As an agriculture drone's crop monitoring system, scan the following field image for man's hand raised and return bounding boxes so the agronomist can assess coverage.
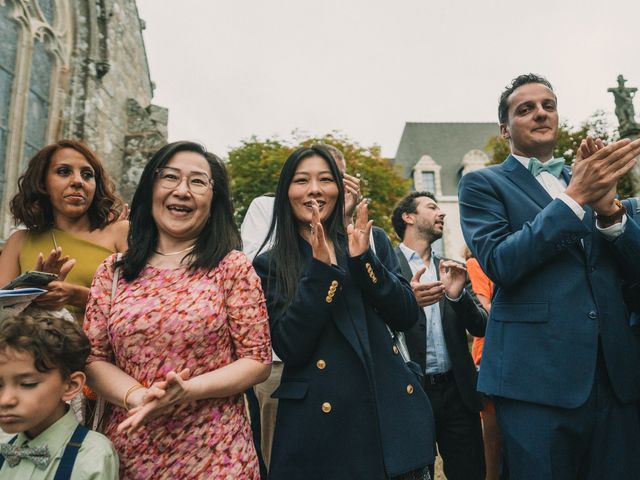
[566,137,640,214]
[410,266,445,307]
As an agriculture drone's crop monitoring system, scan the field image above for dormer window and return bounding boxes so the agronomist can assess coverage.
[421,171,435,193]
[412,155,442,195]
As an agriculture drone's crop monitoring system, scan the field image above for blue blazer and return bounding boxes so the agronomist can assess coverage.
[458,155,640,409]
[623,198,640,331]
[254,228,435,480]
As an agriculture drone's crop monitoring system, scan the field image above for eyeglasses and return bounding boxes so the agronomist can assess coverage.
[155,167,213,194]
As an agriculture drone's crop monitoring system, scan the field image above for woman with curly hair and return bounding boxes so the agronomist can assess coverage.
[0,140,128,321]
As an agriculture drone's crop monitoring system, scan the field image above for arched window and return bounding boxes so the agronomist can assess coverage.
[23,39,54,169]
[38,0,55,24]
[0,1,20,201]
[0,0,71,238]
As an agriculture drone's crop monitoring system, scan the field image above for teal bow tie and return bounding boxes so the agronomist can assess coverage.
[528,157,565,178]
[0,443,50,469]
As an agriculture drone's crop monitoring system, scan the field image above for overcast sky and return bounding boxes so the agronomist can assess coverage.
[136,0,638,158]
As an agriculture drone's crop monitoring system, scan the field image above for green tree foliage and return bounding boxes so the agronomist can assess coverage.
[485,111,634,198]
[227,132,411,237]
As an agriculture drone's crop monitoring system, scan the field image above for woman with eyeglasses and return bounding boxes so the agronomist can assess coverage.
[83,141,272,479]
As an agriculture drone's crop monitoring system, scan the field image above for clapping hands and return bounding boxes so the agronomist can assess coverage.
[568,135,640,215]
[438,260,467,300]
[35,247,75,276]
[409,260,466,307]
[343,173,361,220]
[118,368,193,434]
[309,200,337,266]
[347,200,373,257]
[33,248,78,309]
[410,267,444,307]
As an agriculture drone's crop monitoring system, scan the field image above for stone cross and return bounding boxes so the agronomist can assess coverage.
[608,74,639,136]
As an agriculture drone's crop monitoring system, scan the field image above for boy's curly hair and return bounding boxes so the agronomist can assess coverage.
[0,314,91,378]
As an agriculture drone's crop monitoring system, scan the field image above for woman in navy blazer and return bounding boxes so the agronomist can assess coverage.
[253,145,435,480]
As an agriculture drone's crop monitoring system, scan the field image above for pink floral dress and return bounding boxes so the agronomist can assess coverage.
[84,250,271,479]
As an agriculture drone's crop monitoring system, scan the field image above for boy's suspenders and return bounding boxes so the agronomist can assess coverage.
[0,424,89,478]
[0,435,18,469]
[53,424,90,480]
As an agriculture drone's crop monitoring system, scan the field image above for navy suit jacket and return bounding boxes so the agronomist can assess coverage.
[458,155,640,409]
[254,229,435,479]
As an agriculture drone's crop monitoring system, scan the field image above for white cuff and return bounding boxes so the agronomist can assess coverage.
[445,289,465,302]
[596,214,627,239]
[558,193,585,220]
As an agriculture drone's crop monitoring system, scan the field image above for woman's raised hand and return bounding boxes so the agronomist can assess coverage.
[309,200,336,265]
[347,200,373,257]
[32,258,79,309]
[35,247,71,275]
[117,368,192,434]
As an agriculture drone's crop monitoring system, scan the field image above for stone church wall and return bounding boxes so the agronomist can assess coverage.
[0,0,166,239]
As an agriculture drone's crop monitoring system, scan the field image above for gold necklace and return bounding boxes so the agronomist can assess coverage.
[154,245,196,256]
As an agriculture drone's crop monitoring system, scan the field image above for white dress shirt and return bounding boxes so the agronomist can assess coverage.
[241,195,279,362]
[512,154,626,239]
[241,196,275,261]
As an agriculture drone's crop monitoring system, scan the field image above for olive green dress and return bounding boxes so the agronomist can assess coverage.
[19,228,113,321]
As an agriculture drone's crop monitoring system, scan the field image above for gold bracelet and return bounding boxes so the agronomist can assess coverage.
[123,384,145,411]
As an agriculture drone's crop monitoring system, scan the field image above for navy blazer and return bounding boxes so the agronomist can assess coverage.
[254,228,435,480]
[623,198,640,331]
[395,249,487,412]
[458,155,640,409]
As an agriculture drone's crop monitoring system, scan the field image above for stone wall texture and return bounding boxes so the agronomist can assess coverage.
[61,0,167,201]
[0,0,167,239]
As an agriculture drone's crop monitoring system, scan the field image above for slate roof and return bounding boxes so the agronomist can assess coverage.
[394,122,498,195]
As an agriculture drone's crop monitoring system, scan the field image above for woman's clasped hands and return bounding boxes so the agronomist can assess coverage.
[117,368,193,434]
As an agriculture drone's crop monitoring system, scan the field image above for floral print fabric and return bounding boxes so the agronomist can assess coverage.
[84,250,271,479]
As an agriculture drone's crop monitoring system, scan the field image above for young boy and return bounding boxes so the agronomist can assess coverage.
[0,314,118,479]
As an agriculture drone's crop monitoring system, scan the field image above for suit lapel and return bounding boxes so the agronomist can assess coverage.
[394,246,413,280]
[299,237,367,365]
[582,204,596,260]
[561,165,596,260]
[503,155,553,209]
[334,248,369,366]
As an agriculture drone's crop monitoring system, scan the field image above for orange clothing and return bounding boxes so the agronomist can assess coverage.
[466,257,494,366]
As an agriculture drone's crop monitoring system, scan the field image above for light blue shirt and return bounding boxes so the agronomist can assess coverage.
[0,408,118,479]
[399,243,451,374]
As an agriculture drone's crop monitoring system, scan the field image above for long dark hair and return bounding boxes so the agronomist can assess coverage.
[121,141,241,281]
[263,146,345,305]
[10,139,122,232]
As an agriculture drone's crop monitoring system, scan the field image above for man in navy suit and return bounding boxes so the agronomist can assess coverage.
[458,73,640,479]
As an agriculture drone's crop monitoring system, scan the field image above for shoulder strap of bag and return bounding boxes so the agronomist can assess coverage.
[91,253,122,432]
[368,229,412,363]
[53,424,90,480]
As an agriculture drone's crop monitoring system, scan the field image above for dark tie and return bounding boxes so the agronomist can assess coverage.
[0,443,50,469]
[528,157,565,178]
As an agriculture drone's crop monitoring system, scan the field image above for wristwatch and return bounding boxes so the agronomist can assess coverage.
[596,199,627,228]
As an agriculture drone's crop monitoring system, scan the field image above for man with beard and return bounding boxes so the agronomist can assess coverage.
[392,191,487,480]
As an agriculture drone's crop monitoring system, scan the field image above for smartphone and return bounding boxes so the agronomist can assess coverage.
[2,271,58,290]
